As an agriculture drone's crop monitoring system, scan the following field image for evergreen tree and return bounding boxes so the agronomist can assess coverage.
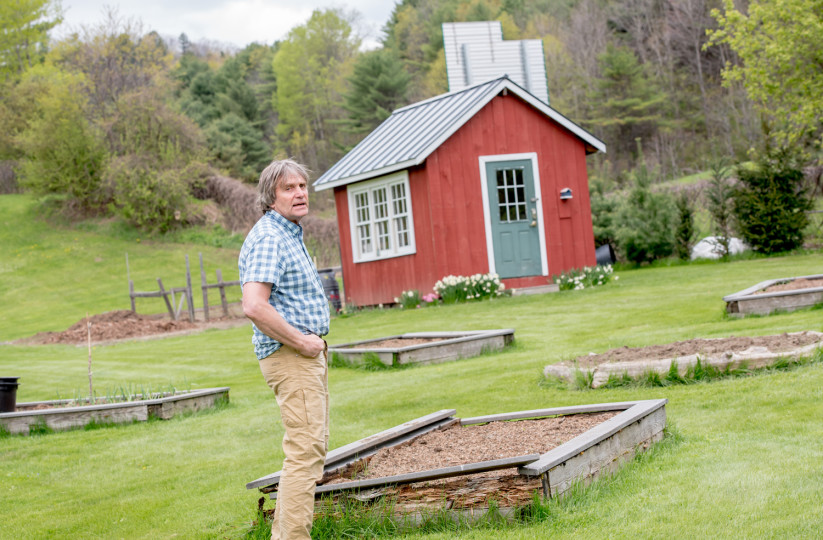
[587,45,670,168]
[589,181,619,249]
[342,49,411,138]
[674,192,695,260]
[615,158,676,264]
[732,149,813,254]
[178,32,191,55]
[705,158,735,258]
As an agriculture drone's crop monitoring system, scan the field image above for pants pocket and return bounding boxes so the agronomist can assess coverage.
[278,389,307,428]
[302,387,326,428]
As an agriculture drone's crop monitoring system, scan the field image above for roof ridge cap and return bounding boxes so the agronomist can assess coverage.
[393,75,510,114]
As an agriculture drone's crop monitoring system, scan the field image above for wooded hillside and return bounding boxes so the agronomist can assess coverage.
[1,0,820,266]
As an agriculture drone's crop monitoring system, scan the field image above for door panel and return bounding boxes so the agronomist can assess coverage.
[485,159,542,278]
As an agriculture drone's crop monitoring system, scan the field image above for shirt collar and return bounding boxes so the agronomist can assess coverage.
[266,209,303,237]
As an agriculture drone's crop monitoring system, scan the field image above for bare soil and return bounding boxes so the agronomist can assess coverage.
[571,331,822,368]
[756,277,823,294]
[13,310,248,346]
[321,412,618,509]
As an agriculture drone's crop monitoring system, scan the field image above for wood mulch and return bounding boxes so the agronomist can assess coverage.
[321,412,618,509]
[755,277,823,294]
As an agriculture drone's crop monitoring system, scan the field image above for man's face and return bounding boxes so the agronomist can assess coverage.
[271,174,309,224]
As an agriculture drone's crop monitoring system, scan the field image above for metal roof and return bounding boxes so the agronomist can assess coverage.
[313,76,605,191]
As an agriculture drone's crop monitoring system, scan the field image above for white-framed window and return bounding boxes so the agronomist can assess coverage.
[348,172,416,262]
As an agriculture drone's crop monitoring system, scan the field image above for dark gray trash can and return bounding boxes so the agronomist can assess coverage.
[595,244,616,266]
[317,269,342,312]
[0,377,20,413]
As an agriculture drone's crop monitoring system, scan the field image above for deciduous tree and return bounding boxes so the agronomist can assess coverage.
[272,8,361,172]
[709,0,823,152]
[0,0,62,79]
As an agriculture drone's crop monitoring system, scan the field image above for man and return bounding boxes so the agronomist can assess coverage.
[238,159,330,540]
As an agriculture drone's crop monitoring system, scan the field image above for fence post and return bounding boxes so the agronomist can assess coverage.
[185,254,195,322]
[129,280,136,313]
[157,278,176,320]
[199,253,210,322]
[216,269,229,317]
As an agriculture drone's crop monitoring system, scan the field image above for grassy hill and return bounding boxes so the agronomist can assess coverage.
[1,194,822,538]
[0,195,243,342]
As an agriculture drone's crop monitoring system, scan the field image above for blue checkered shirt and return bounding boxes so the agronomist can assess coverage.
[238,210,330,360]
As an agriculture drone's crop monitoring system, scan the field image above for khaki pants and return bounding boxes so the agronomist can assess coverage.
[259,343,329,540]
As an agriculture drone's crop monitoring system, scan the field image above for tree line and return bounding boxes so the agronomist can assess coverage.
[0,0,819,261]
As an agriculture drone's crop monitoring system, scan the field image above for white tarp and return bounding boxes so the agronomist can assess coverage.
[691,236,749,260]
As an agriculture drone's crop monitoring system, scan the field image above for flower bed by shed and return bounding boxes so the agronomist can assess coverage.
[0,387,230,435]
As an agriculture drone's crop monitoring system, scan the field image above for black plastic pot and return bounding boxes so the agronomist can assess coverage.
[0,377,20,413]
[595,244,616,266]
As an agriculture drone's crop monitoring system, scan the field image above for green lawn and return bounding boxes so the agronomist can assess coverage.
[0,195,242,342]
[1,194,822,538]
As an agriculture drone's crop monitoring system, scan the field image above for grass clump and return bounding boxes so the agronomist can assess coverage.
[329,352,401,371]
[586,350,823,389]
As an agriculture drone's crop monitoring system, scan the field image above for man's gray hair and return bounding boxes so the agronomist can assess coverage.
[257,159,311,214]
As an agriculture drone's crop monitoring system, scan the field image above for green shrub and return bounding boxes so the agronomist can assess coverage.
[589,183,620,249]
[105,157,192,232]
[615,163,676,264]
[732,149,813,254]
[16,66,108,210]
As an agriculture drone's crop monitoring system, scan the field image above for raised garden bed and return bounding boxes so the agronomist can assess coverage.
[0,387,230,435]
[544,331,823,388]
[329,329,514,367]
[723,273,823,316]
[247,399,667,519]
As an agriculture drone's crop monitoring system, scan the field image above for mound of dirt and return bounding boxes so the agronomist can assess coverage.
[573,331,822,368]
[17,310,247,345]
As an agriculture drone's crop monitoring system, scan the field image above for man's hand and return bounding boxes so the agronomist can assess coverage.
[297,333,325,358]
[243,281,325,357]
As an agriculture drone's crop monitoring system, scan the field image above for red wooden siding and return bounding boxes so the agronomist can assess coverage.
[334,92,596,306]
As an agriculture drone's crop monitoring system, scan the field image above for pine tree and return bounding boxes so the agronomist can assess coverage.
[342,49,411,138]
[732,149,813,254]
[705,158,735,258]
[587,45,670,168]
[674,192,696,260]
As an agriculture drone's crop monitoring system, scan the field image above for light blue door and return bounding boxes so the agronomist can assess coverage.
[485,160,542,278]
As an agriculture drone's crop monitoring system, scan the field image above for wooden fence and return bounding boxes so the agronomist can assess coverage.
[199,253,241,321]
[127,253,240,322]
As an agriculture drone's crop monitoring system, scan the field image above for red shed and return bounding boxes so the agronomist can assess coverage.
[313,76,606,306]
